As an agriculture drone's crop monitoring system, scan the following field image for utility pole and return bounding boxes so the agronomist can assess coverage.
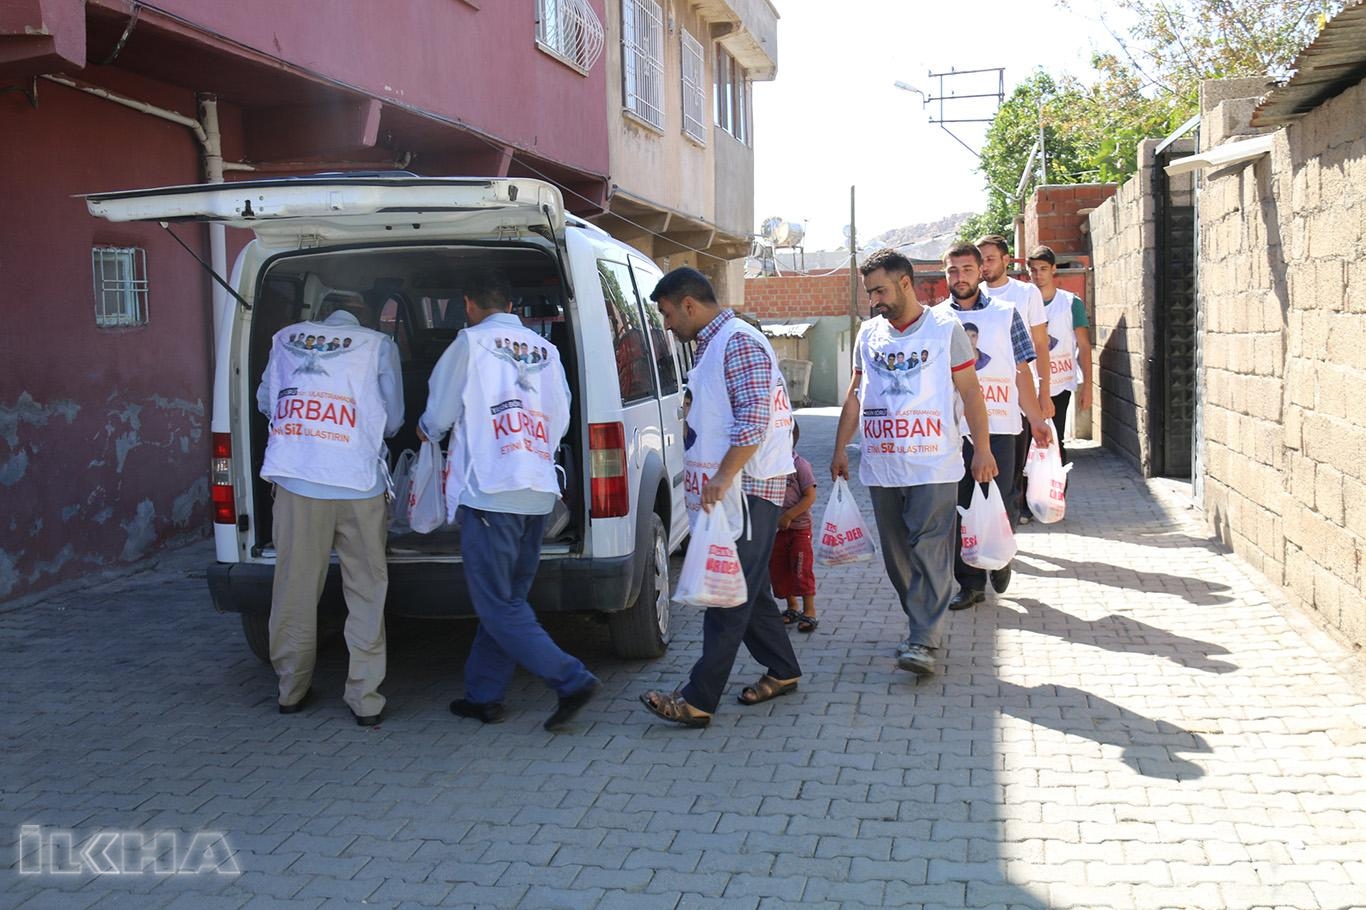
[1038,99,1047,185]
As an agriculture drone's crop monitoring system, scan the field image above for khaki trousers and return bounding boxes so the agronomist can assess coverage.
[269,487,388,716]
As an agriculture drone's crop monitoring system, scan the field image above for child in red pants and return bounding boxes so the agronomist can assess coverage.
[771,421,819,632]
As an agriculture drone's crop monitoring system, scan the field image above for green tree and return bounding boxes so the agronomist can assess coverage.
[957,71,1089,242]
[962,0,1346,243]
[1099,0,1345,103]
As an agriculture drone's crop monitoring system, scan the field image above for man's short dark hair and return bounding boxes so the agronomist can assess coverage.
[465,269,513,311]
[943,242,983,265]
[1027,244,1057,265]
[974,234,1011,256]
[859,247,915,280]
[651,267,716,305]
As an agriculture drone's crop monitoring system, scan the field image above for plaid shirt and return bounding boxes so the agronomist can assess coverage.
[695,310,786,505]
[950,291,1036,365]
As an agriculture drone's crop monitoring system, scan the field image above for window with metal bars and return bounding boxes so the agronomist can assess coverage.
[91,246,149,328]
[622,0,664,131]
[680,30,706,144]
[536,0,605,73]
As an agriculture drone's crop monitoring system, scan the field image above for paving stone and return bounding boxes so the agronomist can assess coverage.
[4,421,1365,910]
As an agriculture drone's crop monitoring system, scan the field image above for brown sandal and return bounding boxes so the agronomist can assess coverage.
[737,675,799,705]
[639,690,712,728]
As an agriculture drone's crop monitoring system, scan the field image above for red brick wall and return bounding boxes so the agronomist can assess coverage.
[1025,184,1119,256]
[745,273,858,319]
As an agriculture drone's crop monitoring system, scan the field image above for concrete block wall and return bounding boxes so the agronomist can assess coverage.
[1086,142,1159,473]
[744,272,857,320]
[1199,75,1366,650]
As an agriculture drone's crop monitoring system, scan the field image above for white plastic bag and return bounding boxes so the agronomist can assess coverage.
[958,478,1016,570]
[673,507,747,608]
[815,477,877,566]
[1024,420,1073,524]
[408,440,447,534]
[387,448,418,534]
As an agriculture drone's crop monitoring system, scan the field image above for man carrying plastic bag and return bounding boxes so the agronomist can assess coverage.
[639,268,802,728]
[831,249,997,678]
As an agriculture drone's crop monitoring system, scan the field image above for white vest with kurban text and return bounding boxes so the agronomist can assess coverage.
[941,296,1017,437]
[685,315,794,537]
[855,308,963,488]
[261,321,389,492]
[445,321,570,516]
[1045,288,1081,393]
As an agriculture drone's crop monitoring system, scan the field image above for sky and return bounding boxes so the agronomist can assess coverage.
[751,0,1135,251]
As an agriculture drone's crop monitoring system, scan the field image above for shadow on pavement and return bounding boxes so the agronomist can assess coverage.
[1012,550,1234,607]
[1001,596,1238,674]
[994,681,1213,781]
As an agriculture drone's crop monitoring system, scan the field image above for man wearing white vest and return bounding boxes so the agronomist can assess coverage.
[418,269,600,732]
[831,248,995,678]
[639,267,802,728]
[257,292,404,726]
[940,243,1053,611]
[977,234,1052,524]
[1026,245,1093,467]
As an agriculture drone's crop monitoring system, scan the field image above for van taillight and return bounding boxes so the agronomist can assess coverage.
[211,432,235,525]
[589,422,629,518]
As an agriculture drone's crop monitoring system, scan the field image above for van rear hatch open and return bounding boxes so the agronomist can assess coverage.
[85,174,583,563]
[85,175,567,247]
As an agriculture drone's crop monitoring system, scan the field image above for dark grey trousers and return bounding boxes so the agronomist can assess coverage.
[869,482,959,650]
[681,497,802,714]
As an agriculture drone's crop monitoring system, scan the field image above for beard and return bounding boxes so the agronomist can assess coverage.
[949,282,979,300]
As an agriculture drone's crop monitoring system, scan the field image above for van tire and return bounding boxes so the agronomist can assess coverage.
[608,513,670,659]
[241,612,271,663]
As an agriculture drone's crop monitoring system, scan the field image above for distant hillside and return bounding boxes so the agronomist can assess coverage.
[867,212,976,260]
[749,210,978,276]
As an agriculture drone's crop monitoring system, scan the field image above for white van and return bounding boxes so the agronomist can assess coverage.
[87,175,689,659]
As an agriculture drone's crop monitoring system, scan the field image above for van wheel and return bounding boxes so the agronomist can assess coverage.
[608,513,670,659]
[240,612,272,664]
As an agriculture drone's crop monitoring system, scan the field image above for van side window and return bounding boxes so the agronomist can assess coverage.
[598,260,655,403]
[628,262,680,396]
[378,296,414,361]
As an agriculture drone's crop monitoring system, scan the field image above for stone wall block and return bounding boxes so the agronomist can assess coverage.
[1315,463,1346,525]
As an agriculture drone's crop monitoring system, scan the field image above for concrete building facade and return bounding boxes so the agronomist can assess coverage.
[591,0,778,307]
[0,0,613,603]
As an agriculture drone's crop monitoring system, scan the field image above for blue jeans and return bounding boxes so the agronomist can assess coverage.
[459,506,597,704]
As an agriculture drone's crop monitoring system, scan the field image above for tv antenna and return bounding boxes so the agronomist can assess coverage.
[895,67,1004,159]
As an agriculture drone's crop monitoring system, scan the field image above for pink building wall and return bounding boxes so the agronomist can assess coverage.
[1,0,612,602]
[127,0,610,180]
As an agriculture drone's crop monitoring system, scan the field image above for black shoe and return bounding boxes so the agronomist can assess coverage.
[278,690,314,715]
[450,698,506,724]
[949,588,985,611]
[544,679,601,731]
[352,710,383,728]
[989,564,1013,594]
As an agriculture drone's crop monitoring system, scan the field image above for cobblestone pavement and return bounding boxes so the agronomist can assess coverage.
[3,408,1365,910]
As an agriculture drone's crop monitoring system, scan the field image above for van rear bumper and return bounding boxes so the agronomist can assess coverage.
[207,554,635,618]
